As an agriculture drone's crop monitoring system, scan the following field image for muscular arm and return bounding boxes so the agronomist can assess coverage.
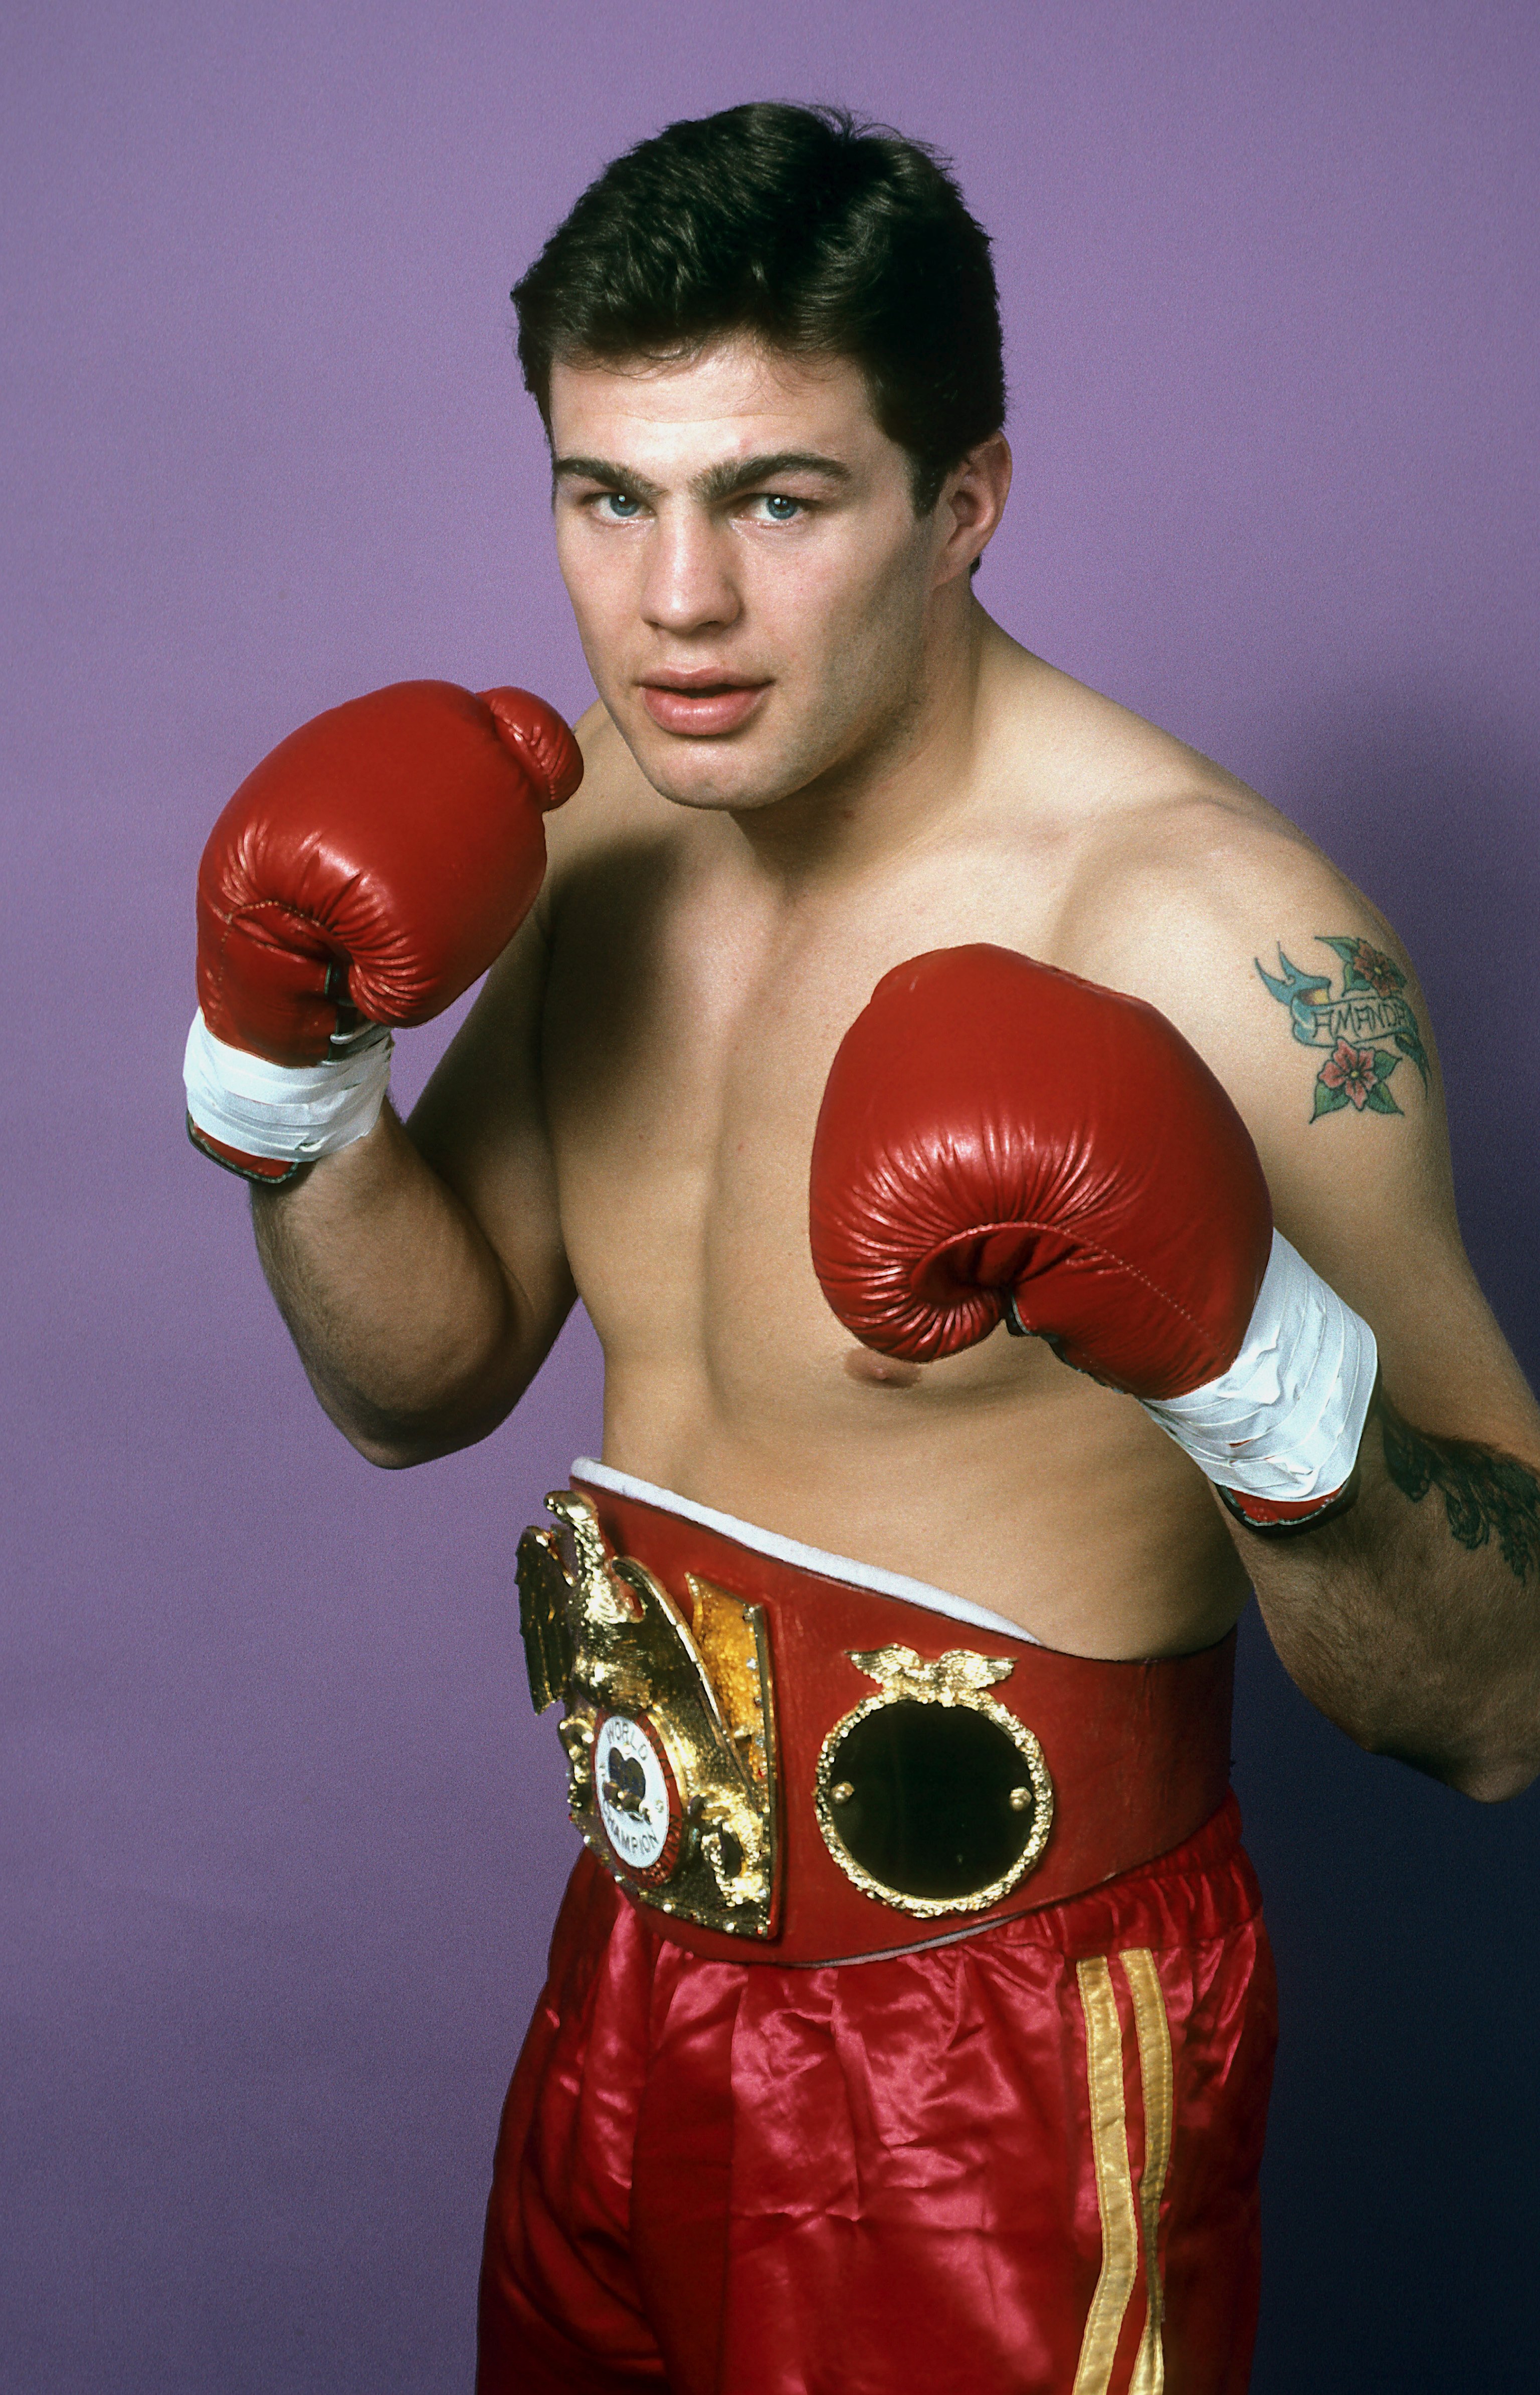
[1238,1393,1540,1800]
[251,914,575,1466]
[1077,809,1540,1800]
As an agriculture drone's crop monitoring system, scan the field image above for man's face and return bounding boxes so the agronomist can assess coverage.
[547,338,960,812]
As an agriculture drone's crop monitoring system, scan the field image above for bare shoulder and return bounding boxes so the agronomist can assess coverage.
[985,646,1433,1160]
[1050,748,1440,1189]
[1020,693,1537,1442]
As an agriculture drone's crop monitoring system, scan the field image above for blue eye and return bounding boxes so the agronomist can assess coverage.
[603,492,643,519]
[763,494,800,520]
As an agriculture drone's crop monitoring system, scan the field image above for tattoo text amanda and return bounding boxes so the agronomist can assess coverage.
[1256,936,1430,1120]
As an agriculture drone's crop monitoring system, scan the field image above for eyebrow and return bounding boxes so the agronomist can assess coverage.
[694,450,853,503]
[551,449,853,503]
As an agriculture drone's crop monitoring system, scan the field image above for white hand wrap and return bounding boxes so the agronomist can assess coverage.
[183,1010,393,1164]
[1141,1231,1377,1503]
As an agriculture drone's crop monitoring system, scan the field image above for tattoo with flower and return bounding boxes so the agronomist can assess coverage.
[1315,1037,1402,1116]
[1256,935,1430,1121]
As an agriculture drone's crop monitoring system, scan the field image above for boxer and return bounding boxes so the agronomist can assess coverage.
[186,104,1540,2392]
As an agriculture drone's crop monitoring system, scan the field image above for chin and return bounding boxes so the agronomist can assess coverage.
[623,723,810,813]
[647,764,792,813]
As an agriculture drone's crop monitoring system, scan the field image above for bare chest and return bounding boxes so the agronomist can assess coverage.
[541,844,1048,1390]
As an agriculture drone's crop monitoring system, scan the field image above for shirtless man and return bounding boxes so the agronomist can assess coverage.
[184,104,1540,2394]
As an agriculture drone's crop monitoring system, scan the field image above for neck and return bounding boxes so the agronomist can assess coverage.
[727,591,1001,886]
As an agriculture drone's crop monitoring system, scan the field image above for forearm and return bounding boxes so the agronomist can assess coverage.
[251,1103,563,1465]
[1233,1395,1540,1801]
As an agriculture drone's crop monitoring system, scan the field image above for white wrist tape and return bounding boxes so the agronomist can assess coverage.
[183,1009,393,1163]
[1141,1231,1377,1503]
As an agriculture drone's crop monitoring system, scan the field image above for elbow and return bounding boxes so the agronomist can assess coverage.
[351,1432,435,1471]
[313,1393,445,1469]
[1362,1725,1540,1805]
[334,1392,519,1471]
[1439,1752,1540,1806]
[325,1409,440,1467]
[305,1358,524,1469]
[1427,1693,1540,1804]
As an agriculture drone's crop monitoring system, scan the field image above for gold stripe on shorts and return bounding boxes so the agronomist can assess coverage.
[1072,1949,1173,2395]
[1122,1949,1174,2395]
[1073,1957,1139,2392]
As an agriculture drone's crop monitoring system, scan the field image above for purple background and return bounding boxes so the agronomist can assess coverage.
[5,3,1537,2385]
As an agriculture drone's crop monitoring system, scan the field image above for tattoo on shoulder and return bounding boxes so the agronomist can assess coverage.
[1255,935,1430,1120]
[1382,1404,1540,1583]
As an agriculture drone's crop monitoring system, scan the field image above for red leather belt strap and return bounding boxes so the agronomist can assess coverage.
[573,1475,1235,1966]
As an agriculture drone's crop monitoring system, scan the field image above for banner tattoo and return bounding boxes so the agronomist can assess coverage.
[1256,936,1430,1120]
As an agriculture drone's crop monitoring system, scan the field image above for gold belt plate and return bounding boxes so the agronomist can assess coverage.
[517,1491,780,1939]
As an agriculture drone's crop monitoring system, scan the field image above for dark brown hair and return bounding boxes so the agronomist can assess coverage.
[511,102,1007,512]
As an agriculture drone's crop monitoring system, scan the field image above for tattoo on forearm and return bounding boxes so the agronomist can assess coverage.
[1382,1405,1540,1582]
[1256,936,1430,1120]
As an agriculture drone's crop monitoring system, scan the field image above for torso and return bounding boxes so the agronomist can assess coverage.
[534,625,1295,1657]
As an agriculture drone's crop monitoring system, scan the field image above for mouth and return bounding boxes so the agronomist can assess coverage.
[638,673,770,738]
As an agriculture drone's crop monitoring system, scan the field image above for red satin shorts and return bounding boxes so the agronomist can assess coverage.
[476,1792,1275,2395]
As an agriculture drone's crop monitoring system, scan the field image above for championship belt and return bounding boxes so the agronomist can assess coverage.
[518,1472,1235,1966]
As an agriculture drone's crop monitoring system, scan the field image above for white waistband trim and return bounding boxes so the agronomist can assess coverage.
[570,1457,1039,1646]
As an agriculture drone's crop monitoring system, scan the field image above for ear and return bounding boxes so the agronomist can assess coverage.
[934,434,1013,585]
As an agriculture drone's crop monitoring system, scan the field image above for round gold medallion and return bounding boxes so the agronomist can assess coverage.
[814,1646,1054,1918]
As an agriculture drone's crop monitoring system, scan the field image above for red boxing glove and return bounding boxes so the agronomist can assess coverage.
[811,945,1271,1390]
[184,680,581,1180]
[810,947,1377,1530]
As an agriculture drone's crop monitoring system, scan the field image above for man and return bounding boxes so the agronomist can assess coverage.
[183,104,1540,2394]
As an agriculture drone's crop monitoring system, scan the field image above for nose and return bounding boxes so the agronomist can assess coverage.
[641,509,741,637]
